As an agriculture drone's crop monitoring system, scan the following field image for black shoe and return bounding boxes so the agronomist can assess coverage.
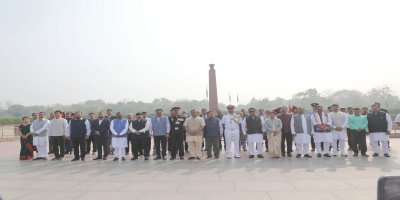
[243,148,247,151]
[71,158,79,161]
[196,157,201,160]
[215,156,219,159]
[51,157,59,161]
[93,157,102,160]
[257,154,264,158]
[103,157,107,160]
[324,154,331,157]
[311,149,315,152]
[384,153,390,157]
[180,156,184,160]
[81,158,85,161]
[265,150,268,152]
[154,156,161,160]
[58,157,63,160]
[282,154,285,157]
[317,154,321,157]
[43,157,48,160]
[113,157,119,161]
[249,155,255,158]
[185,150,189,153]
[206,156,212,159]
[170,157,176,160]
[188,157,195,160]
[144,157,149,160]
[296,154,301,158]
[131,157,138,160]
[304,154,312,158]
[234,156,241,158]
[122,157,126,161]
[372,153,379,157]
[287,153,292,157]
[162,156,167,160]
[48,152,54,154]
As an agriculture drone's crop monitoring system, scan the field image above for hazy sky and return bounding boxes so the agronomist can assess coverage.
[1,0,399,106]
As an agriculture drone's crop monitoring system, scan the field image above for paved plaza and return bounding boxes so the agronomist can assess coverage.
[1,138,399,200]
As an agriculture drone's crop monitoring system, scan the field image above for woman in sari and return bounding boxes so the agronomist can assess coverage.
[264,111,283,158]
[19,116,34,160]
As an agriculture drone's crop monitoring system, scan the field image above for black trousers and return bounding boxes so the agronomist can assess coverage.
[264,137,268,150]
[311,135,315,149]
[169,131,184,157]
[95,136,109,158]
[51,136,65,158]
[205,136,220,157]
[133,137,150,157]
[108,133,113,153]
[184,134,189,151]
[72,137,86,159]
[86,135,96,153]
[126,136,133,154]
[154,136,167,157]
[351,130,367,154]
[281,132,293,154]
[48,137,53,152]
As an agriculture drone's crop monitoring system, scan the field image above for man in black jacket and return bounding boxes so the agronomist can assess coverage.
[129,113,150,160]
[66,111,90,161]
[91,111,111,160]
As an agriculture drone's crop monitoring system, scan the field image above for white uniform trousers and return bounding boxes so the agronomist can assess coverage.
[296,143,309,155]
[224,129,240,157]
[114,148,125,158]
[316,142,330,154]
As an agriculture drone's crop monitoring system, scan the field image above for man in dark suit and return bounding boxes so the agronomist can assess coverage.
[105,109,117,155]
[126,113,134,155]
[91,111,111,160]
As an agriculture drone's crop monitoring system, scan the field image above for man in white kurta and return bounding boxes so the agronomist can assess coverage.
[290,107,313,158]
[366,105,392,157]
[30,112,50,160]
[221,105,241,158]
[328,104,348,157]
[396,114,400,127]
[311,106,333,157]
[110,112,129,161]
[242,108,265,158]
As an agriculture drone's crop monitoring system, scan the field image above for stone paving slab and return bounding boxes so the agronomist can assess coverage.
[1,139,400,200]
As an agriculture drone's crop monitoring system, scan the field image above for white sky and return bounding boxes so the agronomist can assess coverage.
[1,0,399,106]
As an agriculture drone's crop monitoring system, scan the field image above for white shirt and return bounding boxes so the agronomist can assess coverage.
[221,113,241,130]
[48,118,69,136]
[66,118,91,137]
[129,120,150,133]
[241,116,264,135]
[395,114,400,123]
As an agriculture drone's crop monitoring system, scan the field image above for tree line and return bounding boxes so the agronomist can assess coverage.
[1,86,399,118]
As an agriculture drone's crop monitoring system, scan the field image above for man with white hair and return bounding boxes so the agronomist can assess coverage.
[328,104,348,157]
[290,107,313,158]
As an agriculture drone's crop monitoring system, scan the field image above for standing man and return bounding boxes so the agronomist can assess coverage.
[366,105,392,157]
[311,106,333,157]
[263,109,271,152]
[184,109,206,160]
[168,107,186,160]
[110,112,129,161]
[221,105,241,159]
[31,112,50,160]
[238,111,247,152]
[129,113,150,160]
[200,108,208,119]
[277,106,293,157]
[328,104,348,157]
[204,111,223,159]
[308,103,318,152]
[396,113,400,127]
[242,108,264,158]
[64,112,73,154]
[125,113,134,156]
[150,109,170,160]
[48,112,55,154]
[142,111,154,156]
[290,107,313,158]
[66,111,90,161]
[91,111,111,160]
[348,108,369,157]
[48,110,68,160]
[105,109,117,155]
[362,107,369,115]
[258,109,265,118]
[86,113,96,155]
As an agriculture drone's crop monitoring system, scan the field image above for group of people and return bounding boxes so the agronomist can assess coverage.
[18,102,400,161]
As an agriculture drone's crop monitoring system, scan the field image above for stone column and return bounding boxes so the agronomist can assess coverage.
[209,64,219,111]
